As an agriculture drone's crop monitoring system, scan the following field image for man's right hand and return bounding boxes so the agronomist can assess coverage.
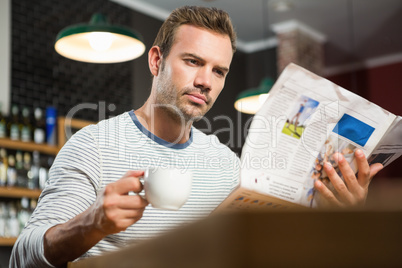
[91,170,149,235]
[44,170,148,267]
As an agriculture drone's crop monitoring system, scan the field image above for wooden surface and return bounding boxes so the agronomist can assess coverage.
[0,138,58,155]
[0,237,17,246]
[68,210,402,268]
[0,186,41,199]
[0,117,95,153]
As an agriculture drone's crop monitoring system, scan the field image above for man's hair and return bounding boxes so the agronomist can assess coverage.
[153,6,237,59]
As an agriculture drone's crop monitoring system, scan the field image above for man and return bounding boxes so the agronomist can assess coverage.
[10,6,382,267]
[289,100,307,130]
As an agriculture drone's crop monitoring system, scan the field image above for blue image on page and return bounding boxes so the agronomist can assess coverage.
[332,114,375,147]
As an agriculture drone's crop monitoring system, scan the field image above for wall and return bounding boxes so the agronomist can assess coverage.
[327,61,402,178]
[246,47,278,86]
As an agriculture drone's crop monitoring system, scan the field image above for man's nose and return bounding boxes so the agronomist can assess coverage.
[194,67,212,91]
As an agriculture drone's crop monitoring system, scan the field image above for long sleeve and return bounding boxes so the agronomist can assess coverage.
[10,225,55,268]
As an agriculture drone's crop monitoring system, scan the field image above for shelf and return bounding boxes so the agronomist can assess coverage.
[0,137,59,155]
[0,187,41,199]
[0,237,17,246]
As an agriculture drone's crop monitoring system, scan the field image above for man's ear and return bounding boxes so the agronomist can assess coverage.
[148,46,162,76]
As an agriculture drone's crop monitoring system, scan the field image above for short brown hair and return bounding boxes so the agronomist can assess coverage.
[153,6,237,59]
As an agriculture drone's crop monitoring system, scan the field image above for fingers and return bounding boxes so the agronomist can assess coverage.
[314,180,343,207]
[332,153,360,194]
[103,171,149,209]
[106,171,145,195]
[105,196,147,219]
[316,150,382,207]
[115,195,149,210]
[101,204,146,233]
[91,171,149,235]
[369,163,383,179]
[122,170,145,179]
[354,149,371,188]
[100,190,148,234]
[103,193,148,210]
[322,161,354,204]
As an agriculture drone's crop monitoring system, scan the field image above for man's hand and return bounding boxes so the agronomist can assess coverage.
[44,170,148,267]
[314,149,383,207]
[91,170,149,236]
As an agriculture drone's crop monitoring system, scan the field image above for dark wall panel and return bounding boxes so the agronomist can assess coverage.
[11,0,138,121]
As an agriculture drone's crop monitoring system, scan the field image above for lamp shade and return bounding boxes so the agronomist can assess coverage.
[234,77,274,114]
[55,13,145,63]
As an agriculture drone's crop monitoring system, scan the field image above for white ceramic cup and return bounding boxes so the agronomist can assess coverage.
[144,167,192,210]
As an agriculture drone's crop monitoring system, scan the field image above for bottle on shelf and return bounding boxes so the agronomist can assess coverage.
[7,154,17,187]
[29,151,40,190]
[23,152,32,188]
[0,148,7,186]
[0,198,38,238]
[33,107,46,144]
[6,202,19,237]
[21,107,32,142]
[45,107,57,146]
[18,197,31,232]
[0,102,6,138]
[0,202,6,237]
[15,151,27,188]
[9,105,21,141]
[37,154,51,190]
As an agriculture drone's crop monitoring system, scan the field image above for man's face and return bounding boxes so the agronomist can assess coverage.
[153,24,233,122]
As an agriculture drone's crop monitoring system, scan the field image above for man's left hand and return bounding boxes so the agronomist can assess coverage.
[314,149,383,207]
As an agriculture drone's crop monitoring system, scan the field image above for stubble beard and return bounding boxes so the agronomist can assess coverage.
[154,66,212,124]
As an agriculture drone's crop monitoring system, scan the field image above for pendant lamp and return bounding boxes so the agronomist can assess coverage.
[234,77,274,114]
[55,13,145,63]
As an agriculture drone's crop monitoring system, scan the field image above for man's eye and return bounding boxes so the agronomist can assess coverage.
[186,59,198,65]
[215,69,225,77]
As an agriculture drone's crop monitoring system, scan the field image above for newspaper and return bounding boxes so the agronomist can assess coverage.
[216,63,402,211]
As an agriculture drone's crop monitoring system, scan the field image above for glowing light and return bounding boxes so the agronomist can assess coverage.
[87,32,115,52]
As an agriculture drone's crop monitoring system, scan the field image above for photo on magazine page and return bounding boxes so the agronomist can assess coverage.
[304,113,376,207]
[282,94,319,139]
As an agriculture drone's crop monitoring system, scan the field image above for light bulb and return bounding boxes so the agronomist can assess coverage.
[87,32,115,52]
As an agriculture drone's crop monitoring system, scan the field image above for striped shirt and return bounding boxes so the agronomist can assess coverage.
[10,110,240,267]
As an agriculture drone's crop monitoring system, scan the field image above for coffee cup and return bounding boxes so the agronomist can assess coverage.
[144,167,192,210]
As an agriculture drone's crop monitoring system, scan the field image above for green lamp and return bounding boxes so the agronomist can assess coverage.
[55,13,145,63]
[234,77,274,114]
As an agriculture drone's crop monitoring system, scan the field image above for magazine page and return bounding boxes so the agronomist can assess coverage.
[239,63,397,208]
[214,187,303,213]
[368,116,402,169]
